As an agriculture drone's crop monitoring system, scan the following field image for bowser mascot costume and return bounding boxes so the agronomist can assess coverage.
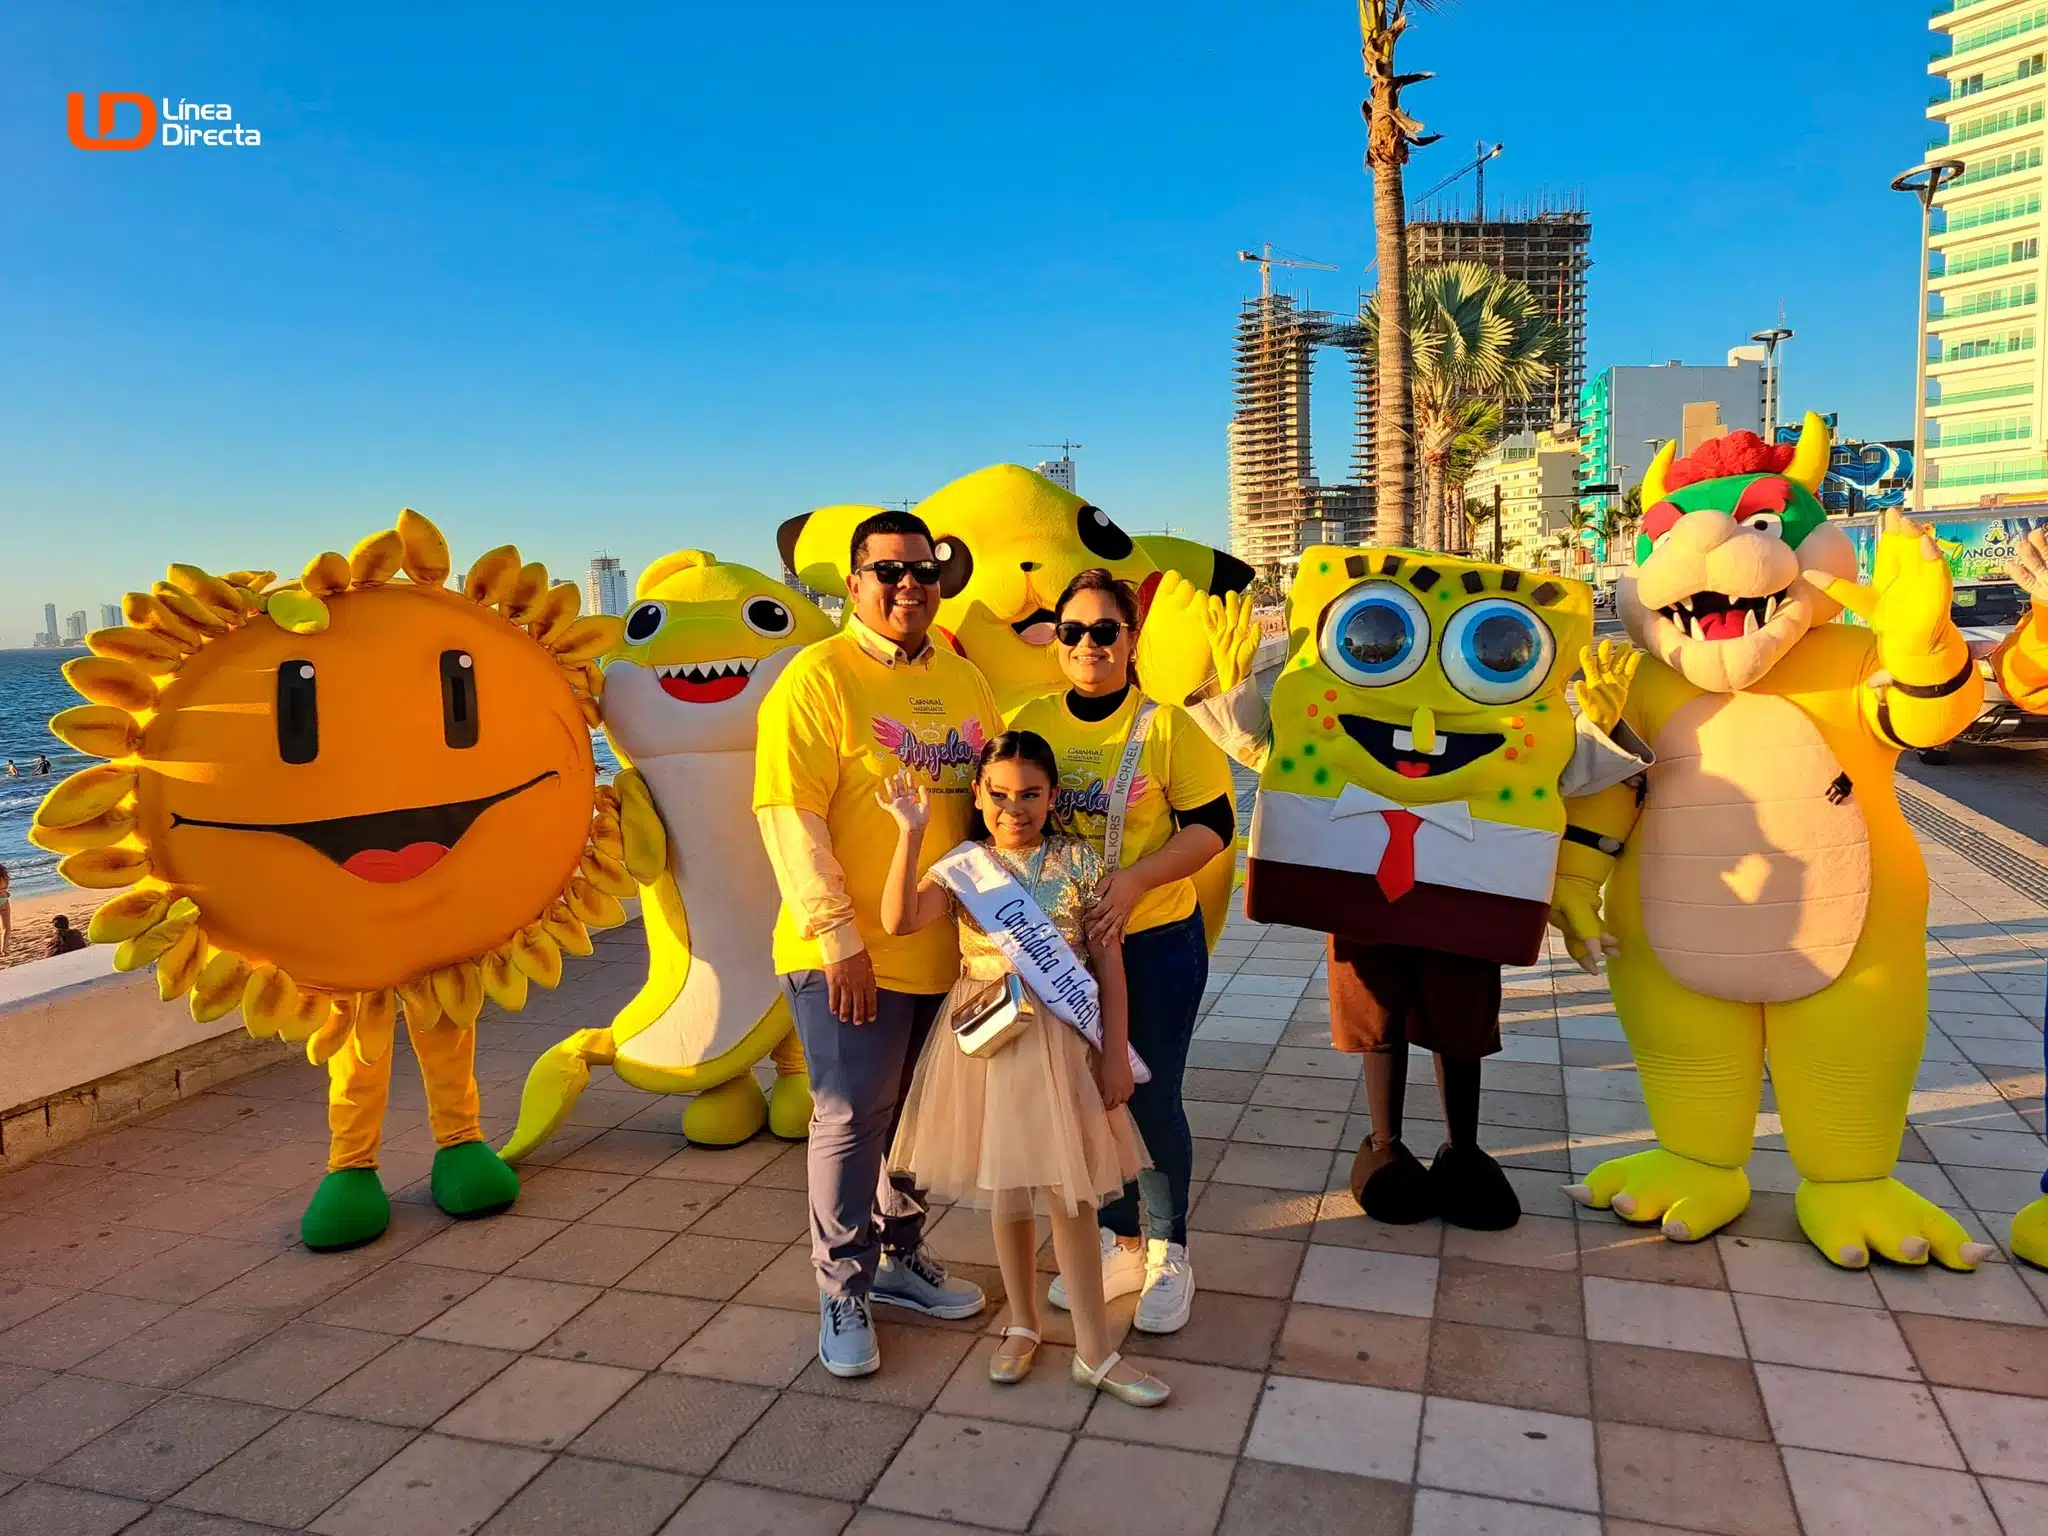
[1559,414,2001,1271]
[1139,549,1651,1230]
[1987,525,2048,1270]
[501,553,838,1158]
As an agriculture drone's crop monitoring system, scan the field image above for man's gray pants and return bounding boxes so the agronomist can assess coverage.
[783,970,947,1300]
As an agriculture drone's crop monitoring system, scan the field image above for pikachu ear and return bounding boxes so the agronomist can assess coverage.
[775,515,809,578]
[637,550,715,595]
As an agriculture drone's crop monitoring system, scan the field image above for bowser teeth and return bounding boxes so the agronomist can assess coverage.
[1389,729,1448,757]
[1658,587,1792,641]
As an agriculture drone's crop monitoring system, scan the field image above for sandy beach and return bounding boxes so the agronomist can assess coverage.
[1,885,103,969]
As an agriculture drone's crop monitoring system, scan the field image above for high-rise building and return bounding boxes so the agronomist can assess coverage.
[585,556,629,617]
[1226,293,1370,570]
[1035,455,1077,491]
[99,603,122,630]
[1578,360,1767,506]
[1923,0,2048,508]
[41,602,58,648]
[64,611,87,644]
[1464,430,1583,571]
[1406,197,1591,437]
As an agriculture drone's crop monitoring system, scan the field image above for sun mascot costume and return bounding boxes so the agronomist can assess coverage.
[1986,525,2048,1271]
[499,552,837,1158]
[1558,415,2001,1272]
[31,511,627,1251]
[777,466,1254,945]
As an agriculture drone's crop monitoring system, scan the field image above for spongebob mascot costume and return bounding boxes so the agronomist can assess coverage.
[1559,415,2001,1272]
[501,554,838,1157]
[1986,525,2048,1270]
[776,467,1253,946]
[1139,551,1650,1230]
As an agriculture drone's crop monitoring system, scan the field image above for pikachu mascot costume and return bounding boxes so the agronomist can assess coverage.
[1138,553,1651,1230]
[1559,416,2002,1272]
[32,513,627,1250]
[501,554,838,1156]
[776,466,1254,947]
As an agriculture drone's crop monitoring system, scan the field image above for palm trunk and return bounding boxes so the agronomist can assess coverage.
[1370,151,1415,548]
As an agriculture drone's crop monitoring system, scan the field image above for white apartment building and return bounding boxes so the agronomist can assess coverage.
[1465,430,1582,573]
[1925,0,2048,507]
[585,555,629,617]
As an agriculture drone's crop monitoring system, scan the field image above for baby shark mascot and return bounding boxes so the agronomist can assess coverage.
[501,553,838,1157]
[1986,526,2048,1270]
[1138,553,1651,1231]
[777,466,1255,944]
[1559,415,1999,1272]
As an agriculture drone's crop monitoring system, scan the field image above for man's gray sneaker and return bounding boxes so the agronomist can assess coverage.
[873,1244,986,1320]
[818,1293,880,1378]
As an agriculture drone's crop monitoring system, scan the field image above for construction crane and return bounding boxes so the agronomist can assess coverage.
[1029,441,1084,459]
[1409,141,1503,220]
[1237,243,1339,300]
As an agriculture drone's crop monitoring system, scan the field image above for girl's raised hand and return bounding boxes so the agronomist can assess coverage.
[874,770,931,830]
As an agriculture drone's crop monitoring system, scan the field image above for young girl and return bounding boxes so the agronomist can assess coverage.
[878,731,1169,1407]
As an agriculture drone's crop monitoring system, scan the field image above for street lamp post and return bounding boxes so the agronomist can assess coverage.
[1892,159,1966,514]
[1751,326,1795,440]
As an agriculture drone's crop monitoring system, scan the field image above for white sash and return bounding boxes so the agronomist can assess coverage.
[1101,699,1157,872]
[927,841,1150,1083]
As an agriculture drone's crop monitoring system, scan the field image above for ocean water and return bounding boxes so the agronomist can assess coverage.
[0,646,620,900]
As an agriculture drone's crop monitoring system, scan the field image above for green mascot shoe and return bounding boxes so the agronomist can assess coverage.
[301,1168,391,1251]
[431,1140,521,1219]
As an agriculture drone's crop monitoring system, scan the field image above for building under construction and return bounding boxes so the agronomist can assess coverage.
[1405,195,1591,438]
[1227,293,1370,571]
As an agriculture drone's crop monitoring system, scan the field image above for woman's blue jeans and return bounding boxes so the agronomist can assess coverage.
[1099,910,1208,1246]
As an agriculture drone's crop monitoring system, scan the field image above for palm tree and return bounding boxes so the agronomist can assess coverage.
[1364,263,1564,551]
[1551,528,1577,574]
[1438,397,1504,554]
[1465,494,1502,563]
[1359,0,1442,549]
[1562,504,1599,575]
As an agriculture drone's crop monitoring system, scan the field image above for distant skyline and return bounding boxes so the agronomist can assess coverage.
[2,1,1938,637]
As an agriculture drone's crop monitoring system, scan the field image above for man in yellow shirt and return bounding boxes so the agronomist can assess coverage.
[755,509,1004,1378]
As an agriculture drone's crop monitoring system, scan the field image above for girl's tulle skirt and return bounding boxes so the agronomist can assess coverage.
[890,974,1144,1221]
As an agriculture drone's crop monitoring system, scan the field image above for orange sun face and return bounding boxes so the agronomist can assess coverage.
[141,582,596,992]
[31,511,632,1055]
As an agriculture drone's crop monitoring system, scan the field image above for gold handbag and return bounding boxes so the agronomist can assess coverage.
[951,973,1034,1058]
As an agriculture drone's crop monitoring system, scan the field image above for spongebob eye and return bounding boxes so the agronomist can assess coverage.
[1319,581,1429,688]
[623,602,666,644]
[1742,512,1784,539]
[743,597,794,636]
[1440,599,1555,705]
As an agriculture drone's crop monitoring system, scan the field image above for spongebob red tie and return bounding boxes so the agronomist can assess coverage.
[1375,809,1422,902]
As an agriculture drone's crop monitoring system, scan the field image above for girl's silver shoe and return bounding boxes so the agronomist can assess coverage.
[1071,1349,1169,1407]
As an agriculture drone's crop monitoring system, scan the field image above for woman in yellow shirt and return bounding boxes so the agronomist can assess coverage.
[1009,569,1235,1334]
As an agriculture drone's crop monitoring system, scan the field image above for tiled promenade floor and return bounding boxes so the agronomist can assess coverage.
[0,836,2044,1535]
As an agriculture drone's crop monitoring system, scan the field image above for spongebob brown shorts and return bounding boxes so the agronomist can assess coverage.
[1326,939,1502,1060]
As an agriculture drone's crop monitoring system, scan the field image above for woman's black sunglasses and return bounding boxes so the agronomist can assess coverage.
[854,559,943,586]
[1054,619,1127,647]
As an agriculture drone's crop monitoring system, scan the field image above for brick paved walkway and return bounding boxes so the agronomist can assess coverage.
[0,834,2043,1535]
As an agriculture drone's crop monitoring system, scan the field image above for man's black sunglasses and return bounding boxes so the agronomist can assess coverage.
[854,559,943,586]
[1054,619,1128,647]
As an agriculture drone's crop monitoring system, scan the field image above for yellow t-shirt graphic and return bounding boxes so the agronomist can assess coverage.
[756,625,1003,993]
[1009,691,1234,935]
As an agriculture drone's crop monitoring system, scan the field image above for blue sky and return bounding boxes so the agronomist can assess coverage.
[2,0,1937,640]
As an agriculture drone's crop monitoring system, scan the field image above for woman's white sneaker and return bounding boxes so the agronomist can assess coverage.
[1134,1240,1194,1334]
[1047,1228,1147,1311]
